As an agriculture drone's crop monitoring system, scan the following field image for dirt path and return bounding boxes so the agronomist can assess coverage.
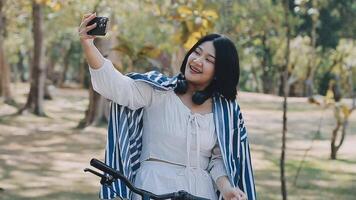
[0,84,355,200]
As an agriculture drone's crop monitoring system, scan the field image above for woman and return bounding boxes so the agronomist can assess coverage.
[79,13,256,200]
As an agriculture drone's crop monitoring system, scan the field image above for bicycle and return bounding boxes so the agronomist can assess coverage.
[84,158,210,200]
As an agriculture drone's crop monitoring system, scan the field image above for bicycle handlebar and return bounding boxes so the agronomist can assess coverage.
[86,158,209,200]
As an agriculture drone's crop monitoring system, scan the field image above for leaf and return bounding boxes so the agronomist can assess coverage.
[35,0,48,4]
[138,45,161,58]
[183,32,201,50]
[201,18,209,28]
[341,104,350,118]
[177,5,192,18]
[202,10,218,20]
[172,32,183,44]
[185,20,195,32]
[252,38,262,46]
[325,88,335,105]
[113,44,134,58]
[52,3,61,11]
[308,97,321,106]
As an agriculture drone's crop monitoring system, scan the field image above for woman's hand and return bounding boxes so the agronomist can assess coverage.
[221,186,247,200]
[78,12,97,44]
[78,12,105,69]
[216,176,247,200]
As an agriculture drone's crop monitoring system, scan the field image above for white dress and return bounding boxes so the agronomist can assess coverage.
[89,58,228,200]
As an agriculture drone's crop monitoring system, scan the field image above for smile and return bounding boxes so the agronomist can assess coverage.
[189,64,202,74]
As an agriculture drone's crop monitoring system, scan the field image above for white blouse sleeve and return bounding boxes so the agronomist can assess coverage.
[209,142,228,183]
[89,58,155,110]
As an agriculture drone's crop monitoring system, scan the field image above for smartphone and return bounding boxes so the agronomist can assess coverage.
[87,17,109,36]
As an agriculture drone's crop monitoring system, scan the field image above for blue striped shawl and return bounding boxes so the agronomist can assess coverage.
[99,71,257,200]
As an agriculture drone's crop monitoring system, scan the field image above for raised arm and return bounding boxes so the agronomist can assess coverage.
[78,13,155,109]
[78,13,104,69]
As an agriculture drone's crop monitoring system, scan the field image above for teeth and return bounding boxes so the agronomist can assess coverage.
[190,65,202,73]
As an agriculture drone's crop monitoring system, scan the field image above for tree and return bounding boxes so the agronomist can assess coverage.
[0,0,14,105]
[150,0,219,74]
[18,0,47,116]
[327,41,356,159]
[280,0,291,199]
[227,0,286,94]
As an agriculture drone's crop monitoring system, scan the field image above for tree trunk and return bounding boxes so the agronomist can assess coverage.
[77,82,109,128]
[44,50,55,100]
[17,49,27,82]
[19,0,46,116]
[58,42,73,87]
[330,111,351,160]
[81,59,90,89]
[0,0,14,104]
[260,33,275,94]
[78,58,87,88]
[304,0,318,98]
[280,1,290,200]
[330,69,355,159]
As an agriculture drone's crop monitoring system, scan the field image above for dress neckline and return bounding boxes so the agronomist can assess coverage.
[172,92,213,117]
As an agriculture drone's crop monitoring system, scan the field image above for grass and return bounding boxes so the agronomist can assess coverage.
[0,84,355,200]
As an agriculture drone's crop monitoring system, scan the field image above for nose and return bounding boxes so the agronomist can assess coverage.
[193,56,204,66]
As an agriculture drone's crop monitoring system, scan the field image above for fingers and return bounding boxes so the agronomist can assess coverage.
[78,23,96,35]
[81,13,96,27]
[78,13,96,31]
[232,188,247,200]
[82,12,93,20]
[85,22,97,32]
[78,12,97,40]
[238,190,247,200]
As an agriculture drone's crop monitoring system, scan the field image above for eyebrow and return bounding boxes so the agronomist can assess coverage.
[197,46,216,59]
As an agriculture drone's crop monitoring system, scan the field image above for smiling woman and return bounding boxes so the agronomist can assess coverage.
[175,34,240,106]
[79,13,256,200]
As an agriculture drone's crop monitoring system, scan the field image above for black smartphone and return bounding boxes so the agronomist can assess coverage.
[87,17,109,36]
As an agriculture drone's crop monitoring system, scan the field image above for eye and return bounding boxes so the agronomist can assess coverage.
[207,58,215,64]
[194,50,201,55]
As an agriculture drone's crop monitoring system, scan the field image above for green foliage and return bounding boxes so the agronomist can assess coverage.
[293,0,356,49]
[1,0,355,97]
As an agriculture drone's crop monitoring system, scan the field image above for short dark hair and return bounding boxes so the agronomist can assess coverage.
[178,33,240,100]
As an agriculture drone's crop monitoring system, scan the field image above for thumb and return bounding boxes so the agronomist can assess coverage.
[231,189,242,200]
[232,189,240,197]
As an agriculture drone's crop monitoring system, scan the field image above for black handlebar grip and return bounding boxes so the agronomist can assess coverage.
[90,158,118,177]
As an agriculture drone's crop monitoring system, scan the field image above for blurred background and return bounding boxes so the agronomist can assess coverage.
[0,0,355,199]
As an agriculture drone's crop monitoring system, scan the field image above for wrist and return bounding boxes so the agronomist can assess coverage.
[216,176,232,194]
[80,38,94,47]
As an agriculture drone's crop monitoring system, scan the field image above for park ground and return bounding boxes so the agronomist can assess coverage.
[0,83,355,200]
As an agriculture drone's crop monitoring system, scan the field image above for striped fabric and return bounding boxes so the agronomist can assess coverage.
[99,71,256,200]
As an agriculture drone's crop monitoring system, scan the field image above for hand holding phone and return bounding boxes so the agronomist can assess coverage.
[87,17,109,36]
[78,13,109,42]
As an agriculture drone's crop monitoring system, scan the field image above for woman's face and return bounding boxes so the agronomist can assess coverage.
[184,41,216,89]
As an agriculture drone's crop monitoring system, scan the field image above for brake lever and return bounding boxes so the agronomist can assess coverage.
[84,168,115,185]
[84,168,105,178]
